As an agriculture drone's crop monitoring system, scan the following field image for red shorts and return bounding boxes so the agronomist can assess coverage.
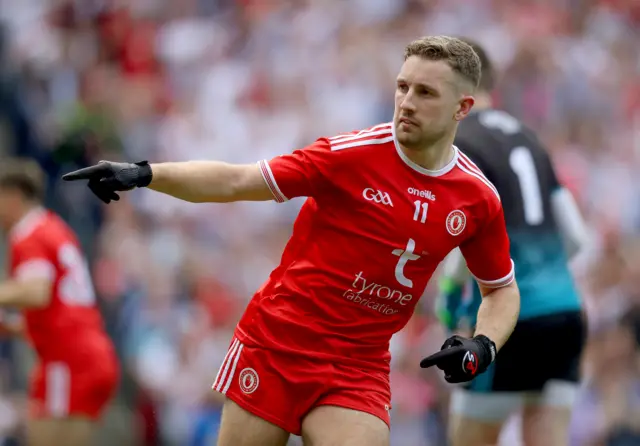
[211,337,391,435]
[29,354,119,420]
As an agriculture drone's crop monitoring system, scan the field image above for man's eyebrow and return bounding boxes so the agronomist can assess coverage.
[396,78,437,90]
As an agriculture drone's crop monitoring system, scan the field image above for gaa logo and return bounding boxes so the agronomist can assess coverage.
[363,188,394,207]
[446,210,466,236]
[238,368,259,394]
[462,351,478,376]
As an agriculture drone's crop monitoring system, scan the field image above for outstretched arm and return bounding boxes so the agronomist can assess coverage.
[0,278,52,308]
[0,254,54,309]
[148,162,273,203]
[63,139,338,204]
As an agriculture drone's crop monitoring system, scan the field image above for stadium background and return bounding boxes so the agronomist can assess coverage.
[0,0,639,445]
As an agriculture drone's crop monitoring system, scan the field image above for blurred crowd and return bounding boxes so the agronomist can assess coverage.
[0,0,639,445]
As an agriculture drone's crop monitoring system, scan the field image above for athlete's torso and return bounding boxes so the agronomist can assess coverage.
[9,209,112,362]
[455,109,581,320]
[238,123,509,369]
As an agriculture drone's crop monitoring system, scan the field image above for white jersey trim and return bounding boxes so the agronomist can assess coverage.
[329,123,392,143]
[392,124,458,177]
[258,160,288,203]
[456,152,500,200]
[329,123,394,151]
[332,135,394,151]
[471,260,515,288]
[14,259,56,283]
[9,207,47,243]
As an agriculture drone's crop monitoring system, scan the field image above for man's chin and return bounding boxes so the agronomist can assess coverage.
[396,132,420,147]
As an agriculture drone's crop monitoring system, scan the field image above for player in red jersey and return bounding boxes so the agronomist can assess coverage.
[63,35,520,446]
[0,159,118,446]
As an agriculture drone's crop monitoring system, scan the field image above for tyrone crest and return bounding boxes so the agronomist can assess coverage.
[446,210,466,236]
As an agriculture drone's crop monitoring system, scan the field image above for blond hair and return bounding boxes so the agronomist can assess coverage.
[404,36,481,90]
[0,157,46,201]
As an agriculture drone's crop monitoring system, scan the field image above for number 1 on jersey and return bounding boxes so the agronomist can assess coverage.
[509,146,543,225]
[413,200,428,224]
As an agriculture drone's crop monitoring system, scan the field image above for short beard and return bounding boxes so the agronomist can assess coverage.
[397,128,446,151]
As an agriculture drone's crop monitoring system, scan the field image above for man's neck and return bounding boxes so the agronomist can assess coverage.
[400,132,456,171]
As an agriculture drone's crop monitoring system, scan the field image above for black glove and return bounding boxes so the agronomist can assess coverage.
[62,160,153,204]
[420,334,496,383]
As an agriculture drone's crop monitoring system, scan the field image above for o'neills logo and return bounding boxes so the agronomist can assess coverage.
[408,187,436,201]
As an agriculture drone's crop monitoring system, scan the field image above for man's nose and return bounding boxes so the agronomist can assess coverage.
[400,92,416,112]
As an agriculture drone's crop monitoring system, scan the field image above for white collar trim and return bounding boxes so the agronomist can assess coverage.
[392,123,458,177]
[9,207,46,242]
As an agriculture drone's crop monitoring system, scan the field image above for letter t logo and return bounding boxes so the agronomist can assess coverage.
[392,238,421,288]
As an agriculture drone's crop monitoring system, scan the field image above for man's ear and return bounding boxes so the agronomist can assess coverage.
[455,95,475,121]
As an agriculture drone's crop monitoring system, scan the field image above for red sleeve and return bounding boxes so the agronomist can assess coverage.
[459,199,515,288]
[11,239,56,282]
[258,138,338,202]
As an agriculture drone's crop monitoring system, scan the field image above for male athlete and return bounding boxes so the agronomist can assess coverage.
[436,39,588,446]
[63,36,521,446]
[0,158,119,446]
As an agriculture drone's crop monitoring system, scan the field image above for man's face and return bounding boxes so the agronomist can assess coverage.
[394,56,474,149]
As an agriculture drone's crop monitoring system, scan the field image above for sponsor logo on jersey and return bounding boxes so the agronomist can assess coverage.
[341,271,415,315]
[446,210,466,236]
[363,188,394,207]
[392,238,420,288]
[239,368,260,394]
[407,187,436,201]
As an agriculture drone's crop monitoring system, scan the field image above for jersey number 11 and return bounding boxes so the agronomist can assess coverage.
[413,201,429,224]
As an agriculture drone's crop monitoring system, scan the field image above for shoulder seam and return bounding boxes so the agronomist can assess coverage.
[328,122,392,141]
[329,123,393,151]
[455,152,500,200]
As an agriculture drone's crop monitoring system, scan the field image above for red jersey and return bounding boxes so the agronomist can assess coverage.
[236,122,514,371]
[8,209,111,361]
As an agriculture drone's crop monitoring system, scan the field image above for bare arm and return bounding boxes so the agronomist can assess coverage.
[148,162,274,203]
[473,281,520,350]
[0,278,52,309]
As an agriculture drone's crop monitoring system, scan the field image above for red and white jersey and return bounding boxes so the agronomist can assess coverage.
[236,122,514,370]
[8,209,110,361]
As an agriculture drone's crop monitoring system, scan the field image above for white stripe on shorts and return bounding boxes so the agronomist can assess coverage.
[46,362,70,417]
[212,338,244,394]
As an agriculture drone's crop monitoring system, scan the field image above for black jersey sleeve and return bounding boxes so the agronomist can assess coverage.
[540,145,562,191]
[454,138,496,184]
